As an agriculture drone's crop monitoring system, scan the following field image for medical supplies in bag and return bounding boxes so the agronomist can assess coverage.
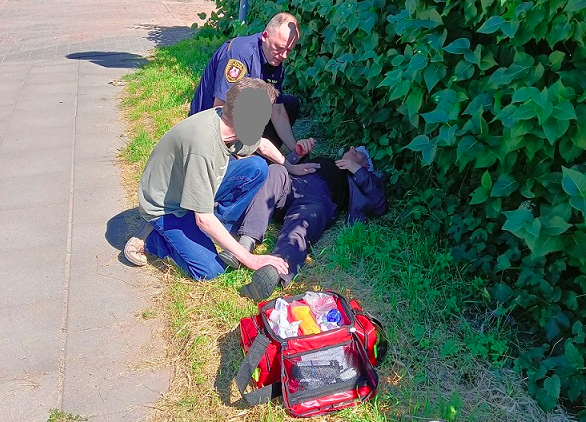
[235,291,387,418]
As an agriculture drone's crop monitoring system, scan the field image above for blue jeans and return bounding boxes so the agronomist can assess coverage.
[144,155,268,280]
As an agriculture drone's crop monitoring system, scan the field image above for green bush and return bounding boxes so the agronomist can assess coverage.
[205,0,586,415]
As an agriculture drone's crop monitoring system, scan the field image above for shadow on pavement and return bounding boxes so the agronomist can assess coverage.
[137,24,195,47]
[66,51,148,68]
[66,25,195,68]
[106,208,143,270]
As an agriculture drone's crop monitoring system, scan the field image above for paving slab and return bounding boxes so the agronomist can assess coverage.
[0,0,215,420]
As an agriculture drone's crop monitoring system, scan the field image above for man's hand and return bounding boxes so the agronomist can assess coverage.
[336,158,362,174]
[242,253,289,274]
[295,138,316,155]
[285,161,321,176]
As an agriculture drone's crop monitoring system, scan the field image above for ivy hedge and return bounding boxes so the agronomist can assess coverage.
[205,0,586,416]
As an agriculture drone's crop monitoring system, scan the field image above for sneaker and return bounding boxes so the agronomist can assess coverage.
[240,265,280,301]
[124,237,147,266]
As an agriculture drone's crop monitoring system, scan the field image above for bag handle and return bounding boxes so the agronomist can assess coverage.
[235,331,281,405]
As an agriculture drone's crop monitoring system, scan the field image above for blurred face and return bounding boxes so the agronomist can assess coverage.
[343,147,368,168]
[232,88,272,146]
[261,23,299,66]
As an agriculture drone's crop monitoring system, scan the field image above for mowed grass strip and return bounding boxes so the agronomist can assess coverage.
[118,31,573,422]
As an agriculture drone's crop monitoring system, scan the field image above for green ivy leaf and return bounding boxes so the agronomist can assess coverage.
[359,13,377,34]
[543,216,572,236]
[470,186,490,204]
[565,230,586,264]
[463,45,482,66]
[516,2,535,16]
[569,196,586,218]
[565,339,584,368]
[389,80,410,100]
[531,235,565,258]
[424,62,447,92]
[496,253,511,271]
[406,88,424,117]
[503,208,533,232]
[404,135,430,152]
[562,167,586,197]
[546,18,574,47]
[443,38,471,54]
[454,60,474,81]
[568,375,585,402]
[491,174,520,197]
[552,102,577,121]
[488,68,514,89]
[572,125,586,150]
[531,87,549,109]
[421,144,437,166]
[479,51,497,71]
[549,51,566,72]
[502,20,520,38]
[525,218,542,238]
[377,69,402,89]
[573,321,586,343]
[543,118,570,144]
[481,170,493,190]
[535,101,554,125]
[422,109,449,124]
[438,124,458,146]
[564,0,586,13]
[512,87,539,103]
[457,135,483,161]
[478,16,505,34]
[560,136,583,163]
[512,103,537,120]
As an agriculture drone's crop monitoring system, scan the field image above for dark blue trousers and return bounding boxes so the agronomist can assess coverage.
[238,165,338,283]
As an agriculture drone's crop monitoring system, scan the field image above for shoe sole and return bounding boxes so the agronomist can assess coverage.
[240,265,280,301]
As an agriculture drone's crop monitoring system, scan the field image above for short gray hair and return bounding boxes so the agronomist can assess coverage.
[265,12,299,36]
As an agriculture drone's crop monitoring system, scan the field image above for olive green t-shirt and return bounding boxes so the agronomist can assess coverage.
[138,108,259,221]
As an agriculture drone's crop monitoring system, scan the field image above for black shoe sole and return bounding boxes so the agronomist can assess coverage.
[239,265,280,301]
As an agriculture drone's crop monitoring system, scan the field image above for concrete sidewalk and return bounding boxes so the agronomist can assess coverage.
[0,0,213,420]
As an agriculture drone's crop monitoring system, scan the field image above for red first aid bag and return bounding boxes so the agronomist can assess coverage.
[235,291,387,418]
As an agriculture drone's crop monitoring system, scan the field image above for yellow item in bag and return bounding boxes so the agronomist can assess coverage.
[291,305,320,335]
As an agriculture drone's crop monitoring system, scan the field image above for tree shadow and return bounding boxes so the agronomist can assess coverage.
[66,51,149,68]
[67,24,196,68]
[136,23,196,47]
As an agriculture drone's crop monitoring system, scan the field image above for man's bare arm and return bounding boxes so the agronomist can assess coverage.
[194,212,288,273]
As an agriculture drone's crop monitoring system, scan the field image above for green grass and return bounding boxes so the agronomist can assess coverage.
[118,28,570,422]
[119,33,226,170]
[47,409,86,422]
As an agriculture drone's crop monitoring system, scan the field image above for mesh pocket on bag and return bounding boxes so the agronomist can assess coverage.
[283,342,368,403]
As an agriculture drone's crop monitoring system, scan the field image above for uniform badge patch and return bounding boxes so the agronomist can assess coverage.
[224,59,247,83]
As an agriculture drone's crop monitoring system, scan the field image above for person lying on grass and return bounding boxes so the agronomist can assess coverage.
[219,146,388,300]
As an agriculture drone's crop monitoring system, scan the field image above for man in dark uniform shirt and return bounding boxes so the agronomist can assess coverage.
[189,12,315,155]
